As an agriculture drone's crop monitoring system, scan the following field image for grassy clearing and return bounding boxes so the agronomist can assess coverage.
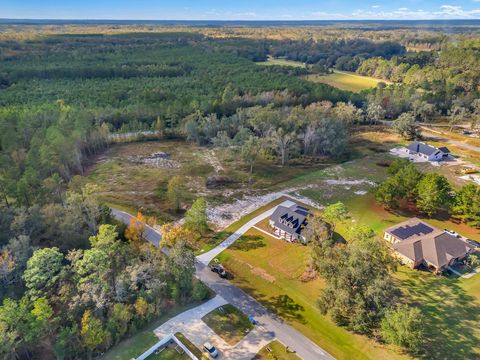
[253,340,301,360]
[305,70,388,92]
[102,301,209,360]
[86,140,330,223]
[174,333,203,359]
[256,56,306,68]
[201,304,253,345]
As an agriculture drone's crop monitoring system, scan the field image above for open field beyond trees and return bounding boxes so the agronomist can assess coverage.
[305,71,389,92]
[256,56,307,68]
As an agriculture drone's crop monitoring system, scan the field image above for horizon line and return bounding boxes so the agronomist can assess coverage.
[1,18,480,22]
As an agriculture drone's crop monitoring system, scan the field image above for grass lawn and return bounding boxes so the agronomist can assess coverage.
[147,347,190,360]
[304,70,389,92]
[253,340,301,360]
[256,56,306,68]
[101,301,210,360]
[174,333,203,359]
[201,304,254,345]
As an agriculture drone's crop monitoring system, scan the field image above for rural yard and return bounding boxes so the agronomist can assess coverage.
[2,16,480,360]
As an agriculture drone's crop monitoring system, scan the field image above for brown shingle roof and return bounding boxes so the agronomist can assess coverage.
[387,218,475,269]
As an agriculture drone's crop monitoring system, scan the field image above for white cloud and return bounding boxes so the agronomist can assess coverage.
[346,4,480,20]
[371,5,380,8]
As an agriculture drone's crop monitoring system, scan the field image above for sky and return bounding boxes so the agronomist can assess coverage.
[1,0,480,21]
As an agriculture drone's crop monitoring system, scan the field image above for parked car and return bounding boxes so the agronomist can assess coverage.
[444,229,460,238]
[203,342,219,358]
[210,264,227,278]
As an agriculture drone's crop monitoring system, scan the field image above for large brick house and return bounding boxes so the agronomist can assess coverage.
[384,218,475,273]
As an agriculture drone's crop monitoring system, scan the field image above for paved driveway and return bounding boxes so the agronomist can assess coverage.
[196,199,296,265]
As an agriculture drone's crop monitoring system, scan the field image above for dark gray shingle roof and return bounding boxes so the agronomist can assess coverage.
[270,205,309,236]
[407,142,439,156]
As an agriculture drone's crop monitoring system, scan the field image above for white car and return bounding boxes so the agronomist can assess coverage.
[203,342,219,358]
[444,229,460,238]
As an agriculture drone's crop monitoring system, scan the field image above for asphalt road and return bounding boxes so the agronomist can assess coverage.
[420,127,480,154]
[111,208,334,360]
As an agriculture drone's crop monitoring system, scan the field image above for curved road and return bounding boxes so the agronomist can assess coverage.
[111,207,334,360]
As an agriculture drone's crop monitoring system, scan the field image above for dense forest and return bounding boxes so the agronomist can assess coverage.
[1,24,480,359]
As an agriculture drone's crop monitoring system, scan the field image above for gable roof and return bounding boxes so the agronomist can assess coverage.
[386,218,475,269]
[407,141,441,156]
[270,204,309,236]
[438,146,451,154]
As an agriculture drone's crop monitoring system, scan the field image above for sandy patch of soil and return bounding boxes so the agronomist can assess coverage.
[201,149,225,173]
[234,258,276,283]
[128,152,179,169]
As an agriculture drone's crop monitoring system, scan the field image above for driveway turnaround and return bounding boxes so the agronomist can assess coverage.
[154,295,275,360]
[196,199,296,265]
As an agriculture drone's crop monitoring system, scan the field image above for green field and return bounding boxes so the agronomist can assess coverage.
[305,70,388,92]
[256,56,306,68]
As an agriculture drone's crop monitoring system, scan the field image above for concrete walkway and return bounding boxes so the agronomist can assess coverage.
[196,199,296,265]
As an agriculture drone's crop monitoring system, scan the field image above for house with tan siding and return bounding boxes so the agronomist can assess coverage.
[384,218,475,273]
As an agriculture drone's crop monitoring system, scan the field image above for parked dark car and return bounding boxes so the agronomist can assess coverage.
[210,264,227,278]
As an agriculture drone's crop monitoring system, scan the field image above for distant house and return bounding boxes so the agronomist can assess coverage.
[404,141,451,161]
[384,218,475,273]
[269,203,310,243]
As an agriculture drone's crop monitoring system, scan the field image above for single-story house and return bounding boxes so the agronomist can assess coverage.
[404,141,451,161]
[384,218,475,273]
[269,203,310,243]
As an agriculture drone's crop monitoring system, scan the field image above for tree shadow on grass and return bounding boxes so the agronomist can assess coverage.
[263,294,307,324]
[398,272,480,359]
[230,234,266,251]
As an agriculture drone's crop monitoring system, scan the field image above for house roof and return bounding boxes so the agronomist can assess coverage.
[438,146,451,154]
[407,141,441,156]
[386,218,475,269]
[270,204,309,236]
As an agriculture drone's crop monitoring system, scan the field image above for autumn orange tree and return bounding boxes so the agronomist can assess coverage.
[125,212,146,251]
[160,223,194,248]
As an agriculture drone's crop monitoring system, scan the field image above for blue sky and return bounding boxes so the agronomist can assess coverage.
[1,0,480,20]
